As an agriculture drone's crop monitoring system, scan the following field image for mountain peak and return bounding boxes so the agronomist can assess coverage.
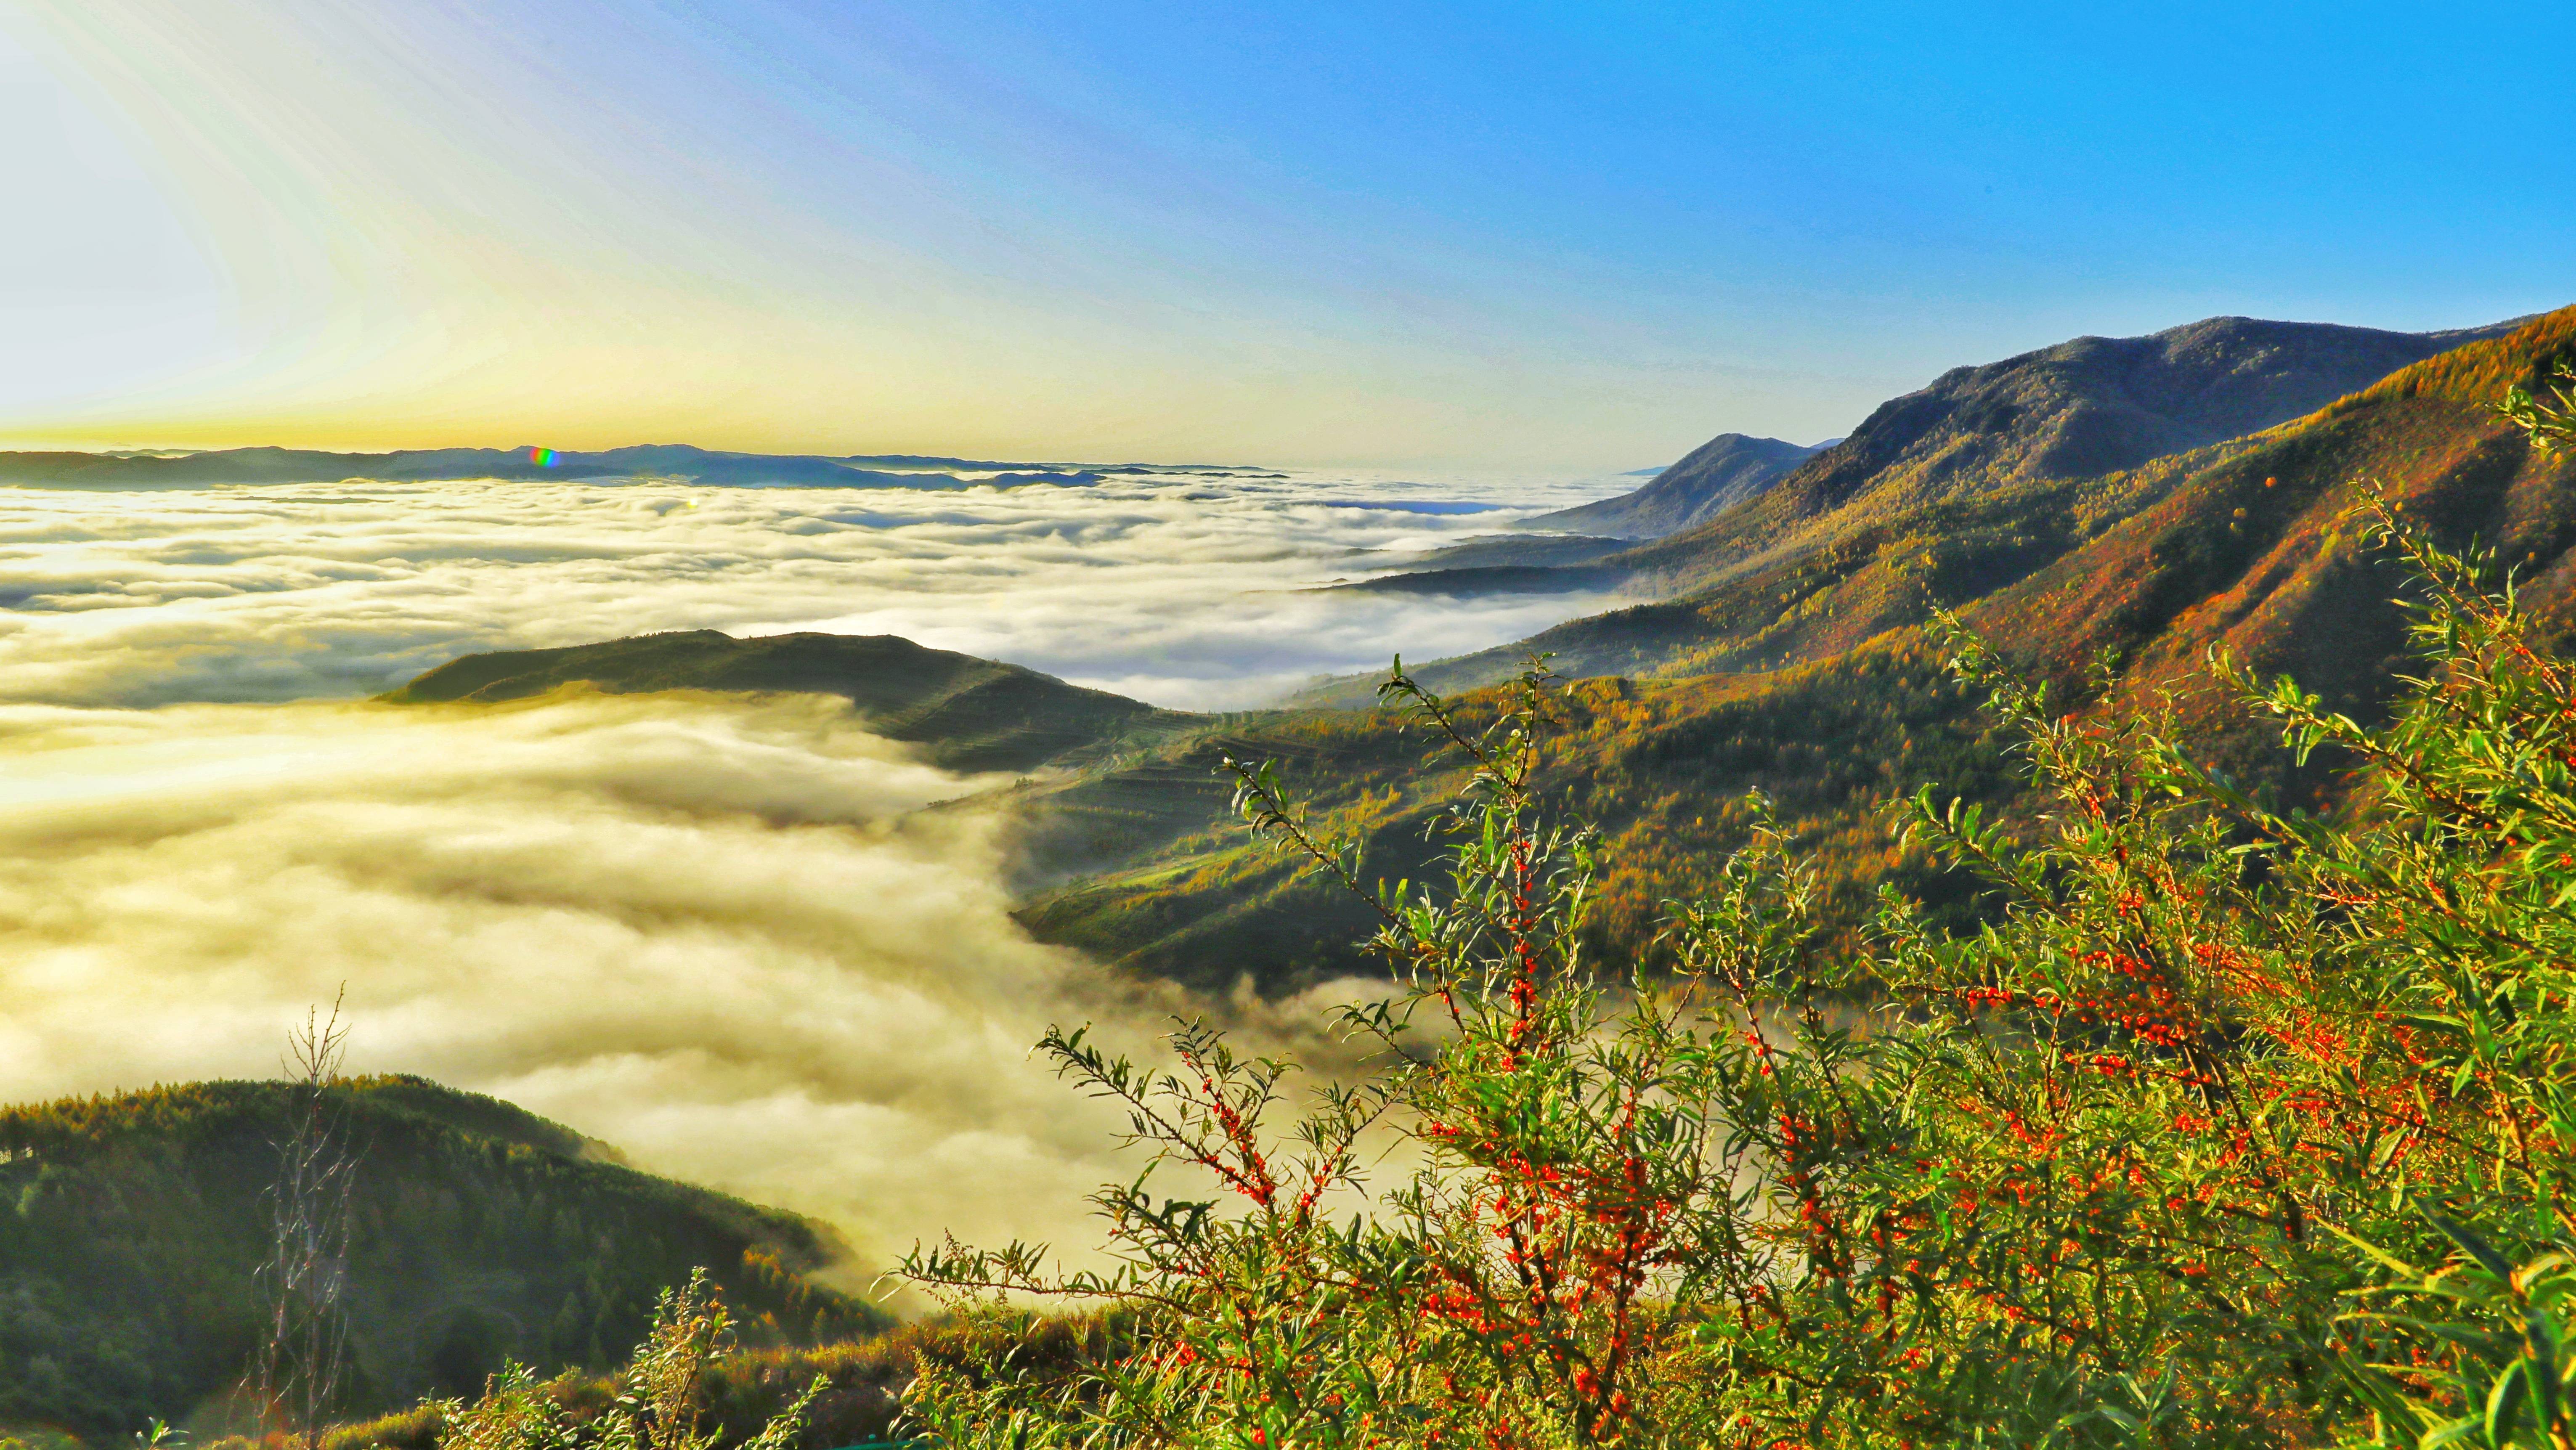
[1604,312,2538,586]
[1523,314,2524,549]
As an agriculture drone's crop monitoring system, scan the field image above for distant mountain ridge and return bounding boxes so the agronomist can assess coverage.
[1523,433,1825,538]
[0,443,1109,489]
[386,630,1199,773]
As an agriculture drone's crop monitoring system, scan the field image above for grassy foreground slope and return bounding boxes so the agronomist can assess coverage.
[0,1077,881,1442]
[384,631,1199,773]
[1016,307,2576,990]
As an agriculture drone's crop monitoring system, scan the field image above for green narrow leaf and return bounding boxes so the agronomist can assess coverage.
[2490,1359,2530,1447]
[2431,1214,2519,1282]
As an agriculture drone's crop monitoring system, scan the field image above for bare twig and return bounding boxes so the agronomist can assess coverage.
[252,989,358,1450]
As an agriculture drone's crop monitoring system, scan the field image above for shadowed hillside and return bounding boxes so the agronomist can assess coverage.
[1010,660,2016,992]
[1317,565,1624,597]
[384,631,1199,773]
[1016,307,2576,989]
[0,1077,883,1442]
[1967,306,2576,764]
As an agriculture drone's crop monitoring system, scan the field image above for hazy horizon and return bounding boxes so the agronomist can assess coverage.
[7,3,2568,467]
[0,302,2541,469]
[0,294,2530,472]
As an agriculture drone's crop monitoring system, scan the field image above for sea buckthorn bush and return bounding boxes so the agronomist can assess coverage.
[901,390,2576,1447]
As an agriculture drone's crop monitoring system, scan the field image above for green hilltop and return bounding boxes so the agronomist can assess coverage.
[382,630,1201,774]
[0,1076,882,1443]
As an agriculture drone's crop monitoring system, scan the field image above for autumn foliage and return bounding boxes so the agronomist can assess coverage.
[899,384,2576,1446]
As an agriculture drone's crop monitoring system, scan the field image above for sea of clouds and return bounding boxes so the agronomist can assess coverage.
[0,469,1622,710]
[0,465,1626,1277]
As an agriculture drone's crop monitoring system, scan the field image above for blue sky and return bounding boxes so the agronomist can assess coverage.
[2,0,2568,465]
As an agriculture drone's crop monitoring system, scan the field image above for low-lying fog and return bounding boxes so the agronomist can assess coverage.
[0,464,1627,1275]
[0,467,1622,710]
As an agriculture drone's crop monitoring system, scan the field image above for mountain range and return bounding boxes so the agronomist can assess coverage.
[361,306,2576,993]
[1012,306,2576,986]
[1308,313,2538,682]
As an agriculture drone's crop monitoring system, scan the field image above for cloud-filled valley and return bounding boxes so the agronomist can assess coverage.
[0,691,1281,1269]
[0,465,1618,1274]
[0,469,1625,711]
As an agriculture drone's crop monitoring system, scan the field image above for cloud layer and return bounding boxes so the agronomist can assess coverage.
[0,691,1329,1269]
[0,469,1626,710]
[0,468,1604,1278]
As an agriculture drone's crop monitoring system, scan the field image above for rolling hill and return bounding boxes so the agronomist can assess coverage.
[383,631,1199,773]
[0,1076,883,1442]
[1318,564,1625,597]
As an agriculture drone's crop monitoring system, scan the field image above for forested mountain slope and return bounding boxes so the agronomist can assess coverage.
[1297,312,2532,702]
[0,1077,882,1442]
[1510,305,2436,561]
[1615,313,2528,587]
[1015,306,2576,989]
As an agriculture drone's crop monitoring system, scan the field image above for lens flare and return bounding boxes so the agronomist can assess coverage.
[529,446,557,467]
